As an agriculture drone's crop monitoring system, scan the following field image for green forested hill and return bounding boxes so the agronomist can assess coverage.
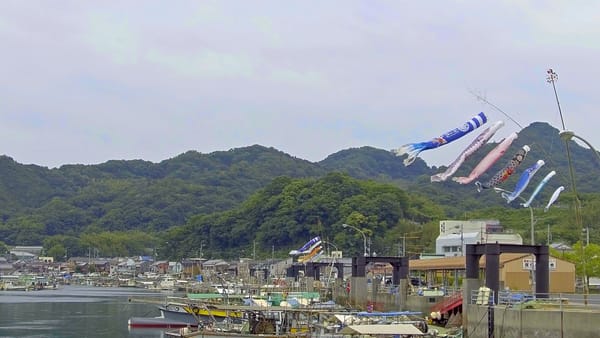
[319,146,434,182]
[1,122,600,259]
[162,172,445,259]
[0,145,327,247]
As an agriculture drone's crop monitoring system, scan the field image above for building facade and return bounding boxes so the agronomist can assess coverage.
[436,220,523,257]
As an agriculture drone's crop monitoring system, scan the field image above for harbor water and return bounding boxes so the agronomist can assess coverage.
[0,285,175,338]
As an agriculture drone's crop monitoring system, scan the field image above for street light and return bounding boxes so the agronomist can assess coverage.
[547,68,590,303]
[583,226,590,246]
[322,240,340,257]
[558,131,600,305]
[559,130,600,164]
[342,223,369,257]
[494,186,537,294]
[493,187,536,245]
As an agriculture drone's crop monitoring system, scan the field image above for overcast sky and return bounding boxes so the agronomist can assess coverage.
[2,1,599,168]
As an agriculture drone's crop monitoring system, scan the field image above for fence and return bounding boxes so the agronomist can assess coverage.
[468,288,600,310]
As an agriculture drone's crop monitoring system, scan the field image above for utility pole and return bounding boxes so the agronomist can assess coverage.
[547,68,589,304]
[401,233,420,257]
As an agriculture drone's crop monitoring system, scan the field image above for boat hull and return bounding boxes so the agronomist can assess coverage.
[160,305,244,324]
[128,316,200,329]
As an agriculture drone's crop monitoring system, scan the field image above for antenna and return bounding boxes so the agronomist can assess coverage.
[546,69,565,129]
[469,89,524,129]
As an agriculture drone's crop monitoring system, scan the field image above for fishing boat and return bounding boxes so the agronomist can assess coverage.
[160,302,244,324]
[163,307,434,337]
[164,305,316,337]
[128,315,201,329]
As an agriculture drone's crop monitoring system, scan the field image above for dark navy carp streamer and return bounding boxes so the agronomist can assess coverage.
[475,145,530,192]
[288,236,320,256]
[501,159,545,203]
[393,112,488,166]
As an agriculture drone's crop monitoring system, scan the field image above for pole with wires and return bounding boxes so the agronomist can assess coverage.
[547,68,589,304]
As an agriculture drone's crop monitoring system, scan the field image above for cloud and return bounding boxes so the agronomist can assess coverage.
[85,13,140,65]
[146,49,255,78]
[0,1,599,168]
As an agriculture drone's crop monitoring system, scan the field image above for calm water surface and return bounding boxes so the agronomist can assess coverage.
[0,285,176,338]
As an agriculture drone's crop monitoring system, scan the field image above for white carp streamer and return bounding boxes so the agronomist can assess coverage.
[544,186,565,212]
[452,132,518,185]
[431,120,504,182]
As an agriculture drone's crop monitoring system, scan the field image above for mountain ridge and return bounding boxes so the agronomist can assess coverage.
[1,121,599,249]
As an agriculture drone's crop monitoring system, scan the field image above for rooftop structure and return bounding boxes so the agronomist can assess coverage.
[436,220,523,257]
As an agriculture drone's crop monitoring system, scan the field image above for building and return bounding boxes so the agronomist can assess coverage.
[11,246,43,256]
[409,253,575,293]
[436,219,523,257]
[0,257,13,274]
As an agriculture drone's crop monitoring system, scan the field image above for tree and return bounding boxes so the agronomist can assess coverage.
[557,242,600,289]
[0,240,8,255]
[47,244,67,261]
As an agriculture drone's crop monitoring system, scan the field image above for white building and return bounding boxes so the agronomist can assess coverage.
[436,219,523,257]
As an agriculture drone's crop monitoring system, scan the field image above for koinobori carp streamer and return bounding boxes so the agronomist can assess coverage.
[475,145,530,191]
[431,120,504,182]
[393,112,488,166]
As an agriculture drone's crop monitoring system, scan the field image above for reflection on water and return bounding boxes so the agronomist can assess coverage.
[0,285,173,338]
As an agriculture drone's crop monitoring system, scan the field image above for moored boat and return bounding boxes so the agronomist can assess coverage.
[128,315,201,329]
[160,302,244,324]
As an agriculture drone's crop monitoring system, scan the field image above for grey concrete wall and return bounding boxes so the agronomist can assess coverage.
[562,311,599,338]
[405,295,444,315]
[463,278,481,330]
[466,304,600,338]
[465,305,489,338]
[349,276,367,308]
[493,306,523,338]
[346,278,412,312]
[519,309,562,338]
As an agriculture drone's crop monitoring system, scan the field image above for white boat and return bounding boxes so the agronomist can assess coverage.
[160,276,177,290]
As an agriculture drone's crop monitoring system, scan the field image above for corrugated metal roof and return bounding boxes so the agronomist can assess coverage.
[338,324,424,335]
[409,253,532,270]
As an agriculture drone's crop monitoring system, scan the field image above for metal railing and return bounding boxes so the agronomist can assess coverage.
[468,288,600,310]
[469,288,494,306]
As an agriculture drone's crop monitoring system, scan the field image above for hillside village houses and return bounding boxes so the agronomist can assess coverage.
[0,226,582,293]
[2,245,291,286]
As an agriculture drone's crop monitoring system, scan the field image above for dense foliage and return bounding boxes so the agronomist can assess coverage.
[0,122,599,262]
[160,172,444,259]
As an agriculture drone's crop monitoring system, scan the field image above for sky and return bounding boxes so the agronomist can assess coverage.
[2,1,600,169]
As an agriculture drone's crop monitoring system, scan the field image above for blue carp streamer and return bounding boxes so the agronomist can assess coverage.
[522,170,556,208]
[288,236,320,256]
[393,112,488,166]
[501,160,545,203]
[431,120,504,182]
[544,186,565,212]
